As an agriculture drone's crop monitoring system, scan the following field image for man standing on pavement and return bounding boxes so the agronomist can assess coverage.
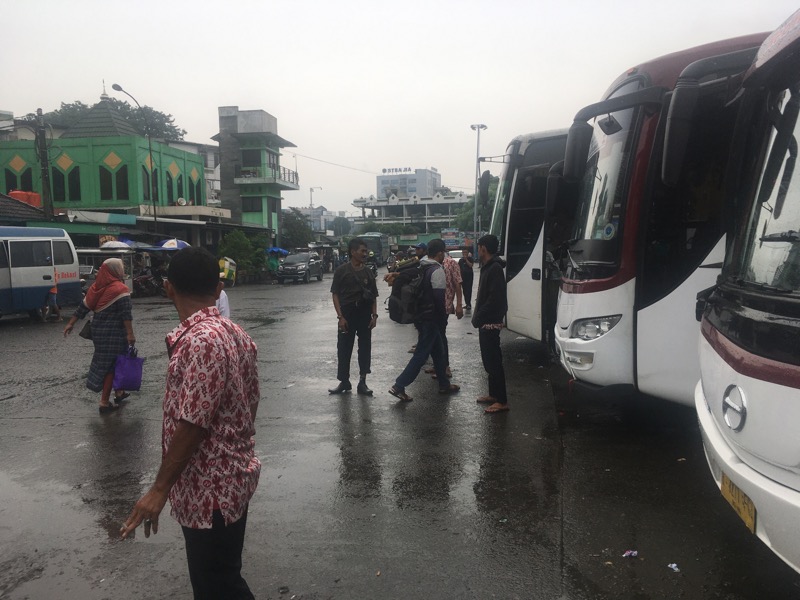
[389,239,460,402]
[120,247,261,599]
[329,237,379,396]
[426,250,463,379]
[472,234,509,414]
[459,249,475,310]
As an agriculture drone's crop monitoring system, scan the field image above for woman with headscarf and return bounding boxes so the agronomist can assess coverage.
[64,258,136,414]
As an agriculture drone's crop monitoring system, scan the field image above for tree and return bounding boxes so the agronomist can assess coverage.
[218,230,255,272]
[332,216,351,237]
[23,98,186,141]
[280,208,314,249]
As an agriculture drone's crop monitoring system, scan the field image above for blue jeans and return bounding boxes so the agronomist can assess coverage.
[394,320,449,391]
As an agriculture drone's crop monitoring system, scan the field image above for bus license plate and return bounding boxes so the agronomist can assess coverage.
[721,473,756,534]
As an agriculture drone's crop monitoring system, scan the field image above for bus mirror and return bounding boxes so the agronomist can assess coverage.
[662,81,699,187]
[563,121,593,181]
[546,161,564,218]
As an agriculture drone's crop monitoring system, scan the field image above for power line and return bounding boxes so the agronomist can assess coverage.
[292,153,377,175]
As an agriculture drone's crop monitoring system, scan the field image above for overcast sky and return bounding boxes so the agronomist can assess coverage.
[2,1,796,214]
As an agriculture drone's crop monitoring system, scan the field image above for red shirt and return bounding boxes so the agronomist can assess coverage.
[163,306,261,528]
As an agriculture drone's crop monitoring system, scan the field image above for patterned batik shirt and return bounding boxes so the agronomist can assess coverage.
[163,306,261,529]
[443,255,463,315]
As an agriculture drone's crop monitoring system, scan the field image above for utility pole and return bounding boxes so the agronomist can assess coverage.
[35,109,54,219]
[470,124,487,258]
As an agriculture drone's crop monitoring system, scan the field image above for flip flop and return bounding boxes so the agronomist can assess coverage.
[115,392,131,402]
[438,384,460,395]
[389,387,413,402]
[424,367,436,374]
[476,396,496,404]
[484,403,510,414]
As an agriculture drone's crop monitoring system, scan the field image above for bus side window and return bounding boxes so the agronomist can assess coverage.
[0,243,8,268]
[53,241,75,265]
[9,241,52,267]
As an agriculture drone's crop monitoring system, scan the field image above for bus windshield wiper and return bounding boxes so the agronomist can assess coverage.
[760,230,800,243]
[733,278,794,294]
[566,246,585,274]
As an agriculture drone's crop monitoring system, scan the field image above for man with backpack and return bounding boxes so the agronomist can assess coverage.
[388,239,460,402]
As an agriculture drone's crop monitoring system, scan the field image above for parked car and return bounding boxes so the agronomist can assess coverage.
[448,249,464,260]
[277,252,323,284]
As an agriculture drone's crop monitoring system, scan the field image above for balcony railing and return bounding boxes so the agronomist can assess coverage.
[235,166,299,187]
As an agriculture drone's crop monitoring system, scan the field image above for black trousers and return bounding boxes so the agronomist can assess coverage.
[337,303,372,382]
[182,508,254,600]
[479,328,507,404]
[462,274,474,306]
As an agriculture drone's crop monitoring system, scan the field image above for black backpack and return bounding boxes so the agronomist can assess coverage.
[388,263,432,324]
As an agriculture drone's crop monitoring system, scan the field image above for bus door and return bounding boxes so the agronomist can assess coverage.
[0,242,11,313]
[635,81,738,404]
[505,163,550,340]
[8,238,55,311]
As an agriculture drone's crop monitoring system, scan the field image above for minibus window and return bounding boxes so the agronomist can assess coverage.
[10,241,52,267]
[0,244,8,268]
[53,241,75,266]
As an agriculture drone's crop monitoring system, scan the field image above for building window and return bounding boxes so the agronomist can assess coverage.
[195,180,202,204]
[241,149,260,167]
[142,166,150,201]
[166,171,174,204]
[20,168,33,191]
[152,170,159,201]
[99,166,113,200]
[242,197,262,212]
[177,174,183,200]
[52,169,66,202]
[189,178,196,203]
[69,167,81,201]
[115,165,128,200]
[4,169,17,194]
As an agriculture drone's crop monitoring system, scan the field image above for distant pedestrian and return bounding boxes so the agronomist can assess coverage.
[329,237,379,396]
[459,249,475,309]
[120,247,260,600]
[216,280,230,318]
[63,258,136,414]
[413,242,427,260]
[43,266,61,320]
[472,235,509,414]
[389,239,459,402]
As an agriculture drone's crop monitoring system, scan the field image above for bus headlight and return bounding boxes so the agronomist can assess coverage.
[571,315,622,340]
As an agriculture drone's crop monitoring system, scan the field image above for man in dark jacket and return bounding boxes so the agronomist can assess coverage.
[389,239,459,402]
[471,234,509,414]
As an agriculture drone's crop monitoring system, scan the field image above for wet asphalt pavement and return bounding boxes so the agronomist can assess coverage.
[1,267,799,600]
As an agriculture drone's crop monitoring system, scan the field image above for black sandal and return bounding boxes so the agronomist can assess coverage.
[389,386,413,402]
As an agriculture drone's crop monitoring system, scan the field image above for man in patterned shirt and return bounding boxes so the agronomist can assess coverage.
[121,247,260,600]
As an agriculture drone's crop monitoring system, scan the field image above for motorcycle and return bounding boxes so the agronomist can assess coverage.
[133,273,166,297]
[367,261,378,278]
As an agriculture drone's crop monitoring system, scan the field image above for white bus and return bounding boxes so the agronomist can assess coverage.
[694,10,800,574]
[551,33,768,405]
[489,130,568,345]
[0,227,81,319]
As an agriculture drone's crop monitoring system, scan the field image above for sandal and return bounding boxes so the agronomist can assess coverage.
[484,403,510,414]
[424,367,436,374]
[99,404,120,415]
[389,386,413,402]
[438,384,460,395]
[476,395,496,404]
[115,392,130,402]
[432,369,453,380]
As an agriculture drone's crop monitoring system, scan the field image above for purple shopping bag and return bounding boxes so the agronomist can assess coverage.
[113,345,145,391]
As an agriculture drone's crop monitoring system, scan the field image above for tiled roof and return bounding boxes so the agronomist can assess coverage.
[61,100,139,138]
[0,193,45,222]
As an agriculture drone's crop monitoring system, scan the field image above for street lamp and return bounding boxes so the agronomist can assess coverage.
[309,186,322,209]
[112,83,158,233]
[470,124,487,258]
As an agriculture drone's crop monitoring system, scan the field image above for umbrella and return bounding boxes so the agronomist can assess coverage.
[158,238,191,249]
[266,247,288,255]
[100,241,131,249]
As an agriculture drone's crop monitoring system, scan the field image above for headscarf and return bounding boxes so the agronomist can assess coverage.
[83,258,131,313]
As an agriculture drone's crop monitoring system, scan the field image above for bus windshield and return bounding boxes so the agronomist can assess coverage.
[570,104,638,271]
[489,142,518,246]
[737,87,800,294]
